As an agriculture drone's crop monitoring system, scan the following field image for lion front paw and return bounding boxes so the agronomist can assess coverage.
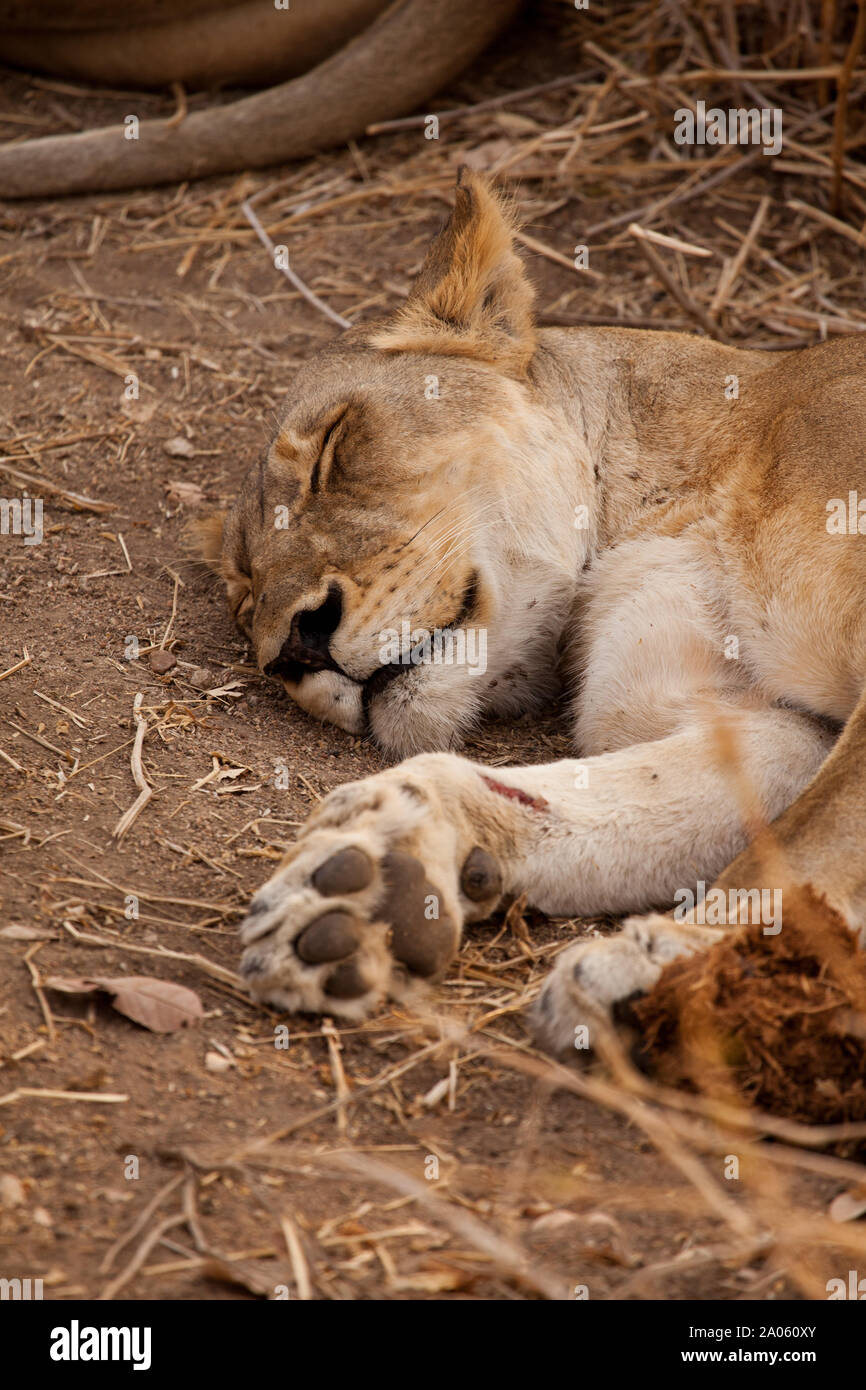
[239,757,504,1019]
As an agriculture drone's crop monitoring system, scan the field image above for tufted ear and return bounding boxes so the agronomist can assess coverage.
[185,510,226,573]
[370,168,535,376]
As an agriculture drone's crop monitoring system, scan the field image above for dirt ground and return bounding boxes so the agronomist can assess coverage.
[1,2,865,1301]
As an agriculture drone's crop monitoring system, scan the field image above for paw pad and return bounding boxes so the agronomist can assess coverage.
[296,911,359,964]
[460,846,502,904]
[325,960,370,999]
[311,846,373,895]
[380,850,457,977]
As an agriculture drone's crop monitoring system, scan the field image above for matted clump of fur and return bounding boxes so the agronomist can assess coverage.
[633,886,866,1126]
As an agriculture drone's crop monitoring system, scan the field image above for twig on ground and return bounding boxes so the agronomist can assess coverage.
[241,198,352,329]
[0,649,32,683]
[113,693,154,840]
[0,461,113,513]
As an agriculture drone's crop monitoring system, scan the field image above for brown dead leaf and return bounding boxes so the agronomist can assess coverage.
[43,976,100,995]
[201,1258,276,1297]
[44,975,203,1032]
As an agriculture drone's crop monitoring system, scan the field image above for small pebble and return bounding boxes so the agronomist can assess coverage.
[163,435,194,458]
[0,1174,26,1208]
[149,649,176,675]
[205,1051,232,1073]
[189,666,214,690]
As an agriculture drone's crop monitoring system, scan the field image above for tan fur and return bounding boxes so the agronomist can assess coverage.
[199,171,866,1042]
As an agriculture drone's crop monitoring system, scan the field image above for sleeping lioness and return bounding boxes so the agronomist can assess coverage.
[196,170,866,1053]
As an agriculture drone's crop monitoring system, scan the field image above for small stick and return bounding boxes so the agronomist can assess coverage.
[24,944,56,1045]
[61,920,245,989]
[322,1019,350,1136]
[35,690,88,729]
[62,738,135,780]
[296,771,322,801]
[5,718,72,762]
[113,693,153,840]
[832,0,866,213]
[629,225,713,258]
[0,817,29,842]
[818,0,836,107]
[100,1173,186,1273]
[365,72,595,134]
[515,230,604,282]
[190,757,223,794]
[0,1087,128,1106]
[709,195,770,317]
[0,428,121,455]
[182,1177,208,1253]
[241,198,351,330]
[619,64,843,87]
[159,568,183,649]
[0,461,112,513]
[99,1212,188,1301]
[558,70,621,173]
[630,226,729,341]
[43,334,143,385]
[0,648,31,683]
[583,40,675,119]
[787,196,866,251]
[54,867,235,911]
[280,1214,313,1300]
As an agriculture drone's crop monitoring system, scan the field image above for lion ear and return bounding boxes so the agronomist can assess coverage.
[370,168,535,376]
[185,510,226,572]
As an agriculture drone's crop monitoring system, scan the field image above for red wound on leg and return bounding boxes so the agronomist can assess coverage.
[481,774,548,811]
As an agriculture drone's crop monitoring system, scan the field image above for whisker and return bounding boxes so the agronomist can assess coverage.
[409,513,500,594]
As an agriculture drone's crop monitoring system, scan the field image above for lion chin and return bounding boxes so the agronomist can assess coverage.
[282,670,365,737]
[283,661,487,758]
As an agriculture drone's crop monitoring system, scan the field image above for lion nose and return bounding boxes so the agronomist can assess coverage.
[264,582,343,677]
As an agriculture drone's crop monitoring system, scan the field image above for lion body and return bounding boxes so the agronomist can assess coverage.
[199,173,866,1047]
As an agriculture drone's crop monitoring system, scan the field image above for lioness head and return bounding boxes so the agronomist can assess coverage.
[196,171,586,755]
